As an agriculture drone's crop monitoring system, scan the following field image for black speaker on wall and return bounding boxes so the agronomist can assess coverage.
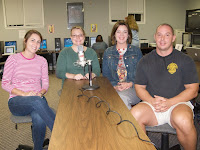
[55,38,61,51]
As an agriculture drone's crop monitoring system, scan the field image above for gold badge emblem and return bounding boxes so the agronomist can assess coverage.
[167,63,178,74]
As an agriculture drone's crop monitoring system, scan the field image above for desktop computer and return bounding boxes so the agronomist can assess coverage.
[174,29,185,46]
[55,38,61,51]
[40,39,47,50]
[84,37,89,47]
[64,38,73,47]
[139,39,149,48]
[90,37,96,47]
[5,41,17,51]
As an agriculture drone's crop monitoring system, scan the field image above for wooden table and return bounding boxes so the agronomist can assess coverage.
[48,77,156,150]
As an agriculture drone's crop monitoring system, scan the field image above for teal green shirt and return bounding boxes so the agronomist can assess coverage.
[56,47,100,87]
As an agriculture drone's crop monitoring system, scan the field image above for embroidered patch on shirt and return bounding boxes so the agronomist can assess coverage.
[167,62,178,74]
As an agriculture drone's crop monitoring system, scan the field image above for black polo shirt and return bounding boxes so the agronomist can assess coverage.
[135,49,199,98]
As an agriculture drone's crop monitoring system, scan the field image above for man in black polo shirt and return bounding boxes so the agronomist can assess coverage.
[131,23,199,150]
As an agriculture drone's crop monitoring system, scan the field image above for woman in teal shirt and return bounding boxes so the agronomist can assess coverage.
[56,26,100,87]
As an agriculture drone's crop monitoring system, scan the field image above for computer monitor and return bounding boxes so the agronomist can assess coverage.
[64,38,73,47]
[4,46,15,55]
[191,34,200,48]
[139,39,149,48]
[90,37,96,47]
[5,41,17,50]
[40,39,47,49]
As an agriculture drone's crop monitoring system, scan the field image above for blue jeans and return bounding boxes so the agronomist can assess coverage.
[8,96,55,150]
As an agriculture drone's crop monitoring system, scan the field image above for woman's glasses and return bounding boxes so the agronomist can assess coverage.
[71,34,84,38]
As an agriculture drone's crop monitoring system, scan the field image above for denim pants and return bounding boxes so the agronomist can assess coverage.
[8,96,55,150]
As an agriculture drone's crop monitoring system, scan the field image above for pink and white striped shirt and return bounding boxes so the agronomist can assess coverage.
[2,52,49,99]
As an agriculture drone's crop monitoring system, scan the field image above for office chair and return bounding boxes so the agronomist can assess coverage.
[146,124,180,150]
[10,108,56,150]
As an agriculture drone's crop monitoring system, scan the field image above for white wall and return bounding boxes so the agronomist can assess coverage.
[0,0,199,51]
[139,0,187,43]
[186,0,200,9]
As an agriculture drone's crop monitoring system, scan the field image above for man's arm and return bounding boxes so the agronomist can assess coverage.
[168,83,199,105]
[156,83,199,112]
[135,84,154,103]
[135,84,167,112]
[135,83,199,112]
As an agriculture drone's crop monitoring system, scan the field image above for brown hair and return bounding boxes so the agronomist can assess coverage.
[23,30,43,51]
[70,26,86,36]
[110,20,132,45]
[156,23,174,35]
[126,15,139,32]
[96,35,103,42]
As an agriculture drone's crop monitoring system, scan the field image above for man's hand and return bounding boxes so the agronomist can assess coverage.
[152,95,171,112]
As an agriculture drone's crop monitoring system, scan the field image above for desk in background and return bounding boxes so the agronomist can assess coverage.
[0,51,60,78]
[49,77,156,150]
[36,50,60,73]
[141,47,155,55]
[0,54,9,79]
[0,54,9,62]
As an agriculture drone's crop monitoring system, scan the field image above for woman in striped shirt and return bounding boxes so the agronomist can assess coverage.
[2,30,55,150]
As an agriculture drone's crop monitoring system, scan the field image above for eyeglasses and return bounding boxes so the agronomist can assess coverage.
[71,34,84,38]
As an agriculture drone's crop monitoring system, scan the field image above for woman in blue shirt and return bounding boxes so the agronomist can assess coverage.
[102,21,142,109]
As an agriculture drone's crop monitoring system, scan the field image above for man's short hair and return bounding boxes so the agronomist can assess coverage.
[156,23,174,35]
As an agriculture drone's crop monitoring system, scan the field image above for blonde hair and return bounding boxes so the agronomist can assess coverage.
[126,15,139,32]
[70,26,86,36]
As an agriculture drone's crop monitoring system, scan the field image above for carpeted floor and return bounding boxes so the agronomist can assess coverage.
[0,74,199,150]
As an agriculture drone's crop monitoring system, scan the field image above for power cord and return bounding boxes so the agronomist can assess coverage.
[78,89,158,149]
